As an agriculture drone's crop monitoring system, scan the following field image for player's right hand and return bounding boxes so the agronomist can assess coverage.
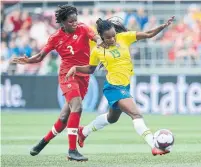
[10,55,29,64]
[65,66,76,81]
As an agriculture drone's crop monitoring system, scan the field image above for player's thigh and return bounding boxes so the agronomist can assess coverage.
[117,98,142,119]
[77,76,89,100]
[108,108,122,123]
[67,76,89,112]
[59,74,83,112]
[59,74,82,102]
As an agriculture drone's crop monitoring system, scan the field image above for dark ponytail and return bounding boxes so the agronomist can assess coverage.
[96,17,127,38]
[108,17,128,33]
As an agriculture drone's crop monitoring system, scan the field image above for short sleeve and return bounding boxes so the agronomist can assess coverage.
[83,24,95,40]
[89,48,100,66]
[119,31,137,46]
[89,40,96,51]
[42,36,55,53]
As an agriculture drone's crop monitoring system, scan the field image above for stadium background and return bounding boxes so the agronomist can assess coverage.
[1,0,201,167]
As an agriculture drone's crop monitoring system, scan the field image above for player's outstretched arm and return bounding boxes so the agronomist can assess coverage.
[76,65,97,74]
[136,16,175,40]
[10,51,48,64]
[65,65,97,81]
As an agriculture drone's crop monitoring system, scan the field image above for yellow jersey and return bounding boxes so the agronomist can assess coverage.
[89,31,137,86]
[89,40,96,51]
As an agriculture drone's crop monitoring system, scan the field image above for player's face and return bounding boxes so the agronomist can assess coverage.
[63,13,78,33]
[102,27,116,46]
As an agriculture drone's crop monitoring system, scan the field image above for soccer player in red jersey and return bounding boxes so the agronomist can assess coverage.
[11,5,104,161]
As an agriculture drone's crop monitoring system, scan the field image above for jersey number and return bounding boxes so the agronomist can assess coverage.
[109,49,120,58]
[67,45,74,55]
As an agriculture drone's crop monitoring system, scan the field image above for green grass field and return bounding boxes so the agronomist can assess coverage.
[1,111,201,167]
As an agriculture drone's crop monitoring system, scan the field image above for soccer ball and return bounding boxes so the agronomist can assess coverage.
[154,129,174,152]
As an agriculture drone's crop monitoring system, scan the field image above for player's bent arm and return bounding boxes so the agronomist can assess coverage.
[136,24,166,40]
[65,65,97,81]
[27,50,48,63]
[75,65,97,74]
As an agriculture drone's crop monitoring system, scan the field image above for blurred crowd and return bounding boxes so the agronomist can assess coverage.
[161,4,201,64]
[1,3,201,75]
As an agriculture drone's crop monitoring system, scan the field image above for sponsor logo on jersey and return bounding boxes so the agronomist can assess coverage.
[67,84,71,88]
[73,35,78,40]
[121,90,127,95]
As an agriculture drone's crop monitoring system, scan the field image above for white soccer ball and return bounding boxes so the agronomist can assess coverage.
[154,129,174,151]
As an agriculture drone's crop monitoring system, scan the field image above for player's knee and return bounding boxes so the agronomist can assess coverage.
[59,109,70,123]
[71,104,82,113]
[59,114,68,123]
[69,97,83,113]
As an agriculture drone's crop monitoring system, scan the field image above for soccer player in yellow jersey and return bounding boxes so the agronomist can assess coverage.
[66,16,174,156]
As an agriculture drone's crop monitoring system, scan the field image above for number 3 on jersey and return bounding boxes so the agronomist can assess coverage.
[67,45,74,55]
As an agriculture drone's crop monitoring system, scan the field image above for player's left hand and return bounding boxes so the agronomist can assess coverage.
[65,66,76,81]
[164,16,175,27]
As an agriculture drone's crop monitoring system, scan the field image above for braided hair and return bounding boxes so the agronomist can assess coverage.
[55,5,78,23]
[96,17,127,69]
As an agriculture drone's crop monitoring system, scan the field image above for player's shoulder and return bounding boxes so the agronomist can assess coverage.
[116,31,137,43]
[117,31,136,37]
[48,28,62,41]
[116,31,129,37]
[78,22,89,29]
[77,22,92,32]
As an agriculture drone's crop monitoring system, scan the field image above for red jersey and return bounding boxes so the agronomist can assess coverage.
[42,23,95,74]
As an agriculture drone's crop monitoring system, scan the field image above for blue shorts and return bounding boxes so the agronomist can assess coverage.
[103,80,132,109]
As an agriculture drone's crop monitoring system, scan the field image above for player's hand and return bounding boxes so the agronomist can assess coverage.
[10,55,29,64]
[164,16,175,27]
[97,38,108,49]
[65,66,76,81]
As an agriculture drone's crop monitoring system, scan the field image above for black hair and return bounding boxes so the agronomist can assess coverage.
[55,5,78,23]
[96,17,127,39]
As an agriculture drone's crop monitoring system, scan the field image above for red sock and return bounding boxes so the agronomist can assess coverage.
[67,112,81,150]
[44,118,66,142]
